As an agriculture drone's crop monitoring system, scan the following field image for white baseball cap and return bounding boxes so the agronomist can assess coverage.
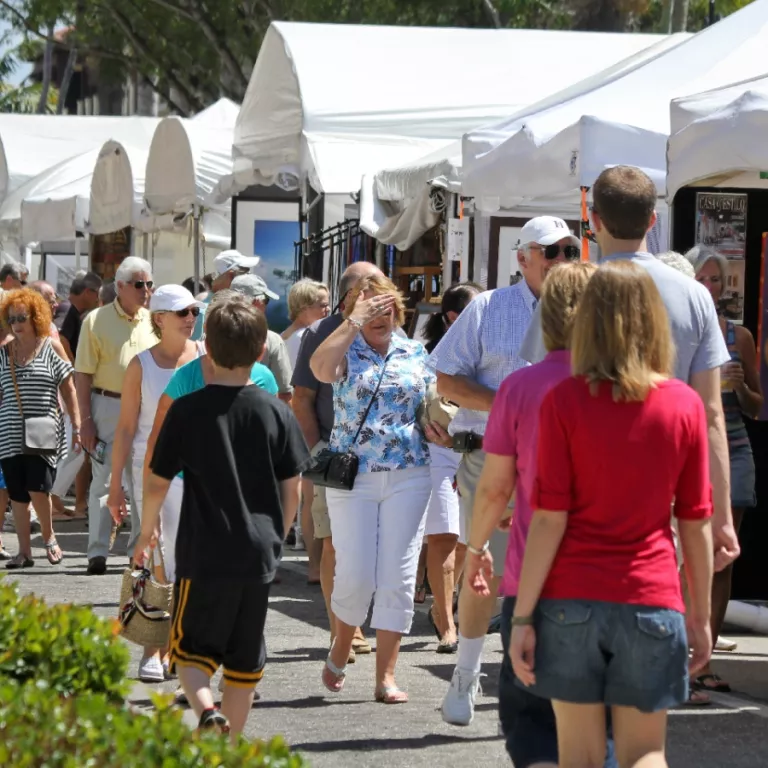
[230,273,280,302]
[213,249,260,276]
[149,284,205,312]
[520,216,581,248]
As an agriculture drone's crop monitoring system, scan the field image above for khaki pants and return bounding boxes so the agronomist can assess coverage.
[87,394,138,560]
[456,449,511,577]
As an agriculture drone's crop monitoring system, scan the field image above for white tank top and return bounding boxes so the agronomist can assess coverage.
[132,343,203,465]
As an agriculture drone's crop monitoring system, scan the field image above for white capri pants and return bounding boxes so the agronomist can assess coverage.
[424,444,461,537]
[327,466,430,634]
[132,461,183,583]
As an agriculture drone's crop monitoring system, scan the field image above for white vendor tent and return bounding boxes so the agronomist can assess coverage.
[143,116,233,226]
[192,97,240,130]
[461,0,768,209]
[363,32,689,249]
[667,75,768,201]
[228,22,671,199]
[0,115,159,203]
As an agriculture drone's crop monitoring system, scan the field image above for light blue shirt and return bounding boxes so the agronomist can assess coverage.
[428,280,536,436]
[164,356,278,400]
[329,333,434,473]
[519,252,730,383]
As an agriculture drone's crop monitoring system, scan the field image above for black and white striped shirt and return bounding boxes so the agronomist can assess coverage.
[0,340,73,467]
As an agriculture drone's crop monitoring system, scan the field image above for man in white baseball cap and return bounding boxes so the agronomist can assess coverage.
[517,217,581,366]
[230,274,293,402]
[431,214,579,728]
[191,250,260,341]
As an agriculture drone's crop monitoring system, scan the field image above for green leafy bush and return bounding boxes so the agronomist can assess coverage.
[0,680,307,767]
[0,580,129,699]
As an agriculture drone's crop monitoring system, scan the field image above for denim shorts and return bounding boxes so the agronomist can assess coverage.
[500,597,618,768]
[524,599,688,713]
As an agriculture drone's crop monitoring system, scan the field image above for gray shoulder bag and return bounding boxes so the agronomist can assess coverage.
[9,344,59,455]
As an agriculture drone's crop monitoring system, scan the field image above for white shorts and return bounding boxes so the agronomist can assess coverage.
[424,444,461,537]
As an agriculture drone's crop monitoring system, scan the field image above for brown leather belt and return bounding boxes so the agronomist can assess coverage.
[92,387,121,399]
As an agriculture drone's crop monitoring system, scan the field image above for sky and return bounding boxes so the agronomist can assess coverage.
[1,20,34,86]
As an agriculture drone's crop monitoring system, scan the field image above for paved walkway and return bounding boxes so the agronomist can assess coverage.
[6,518,768,767]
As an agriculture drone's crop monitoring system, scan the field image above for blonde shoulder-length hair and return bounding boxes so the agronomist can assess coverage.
[343,274,406,328]
[571,260,674,402]
[541,262,597,352]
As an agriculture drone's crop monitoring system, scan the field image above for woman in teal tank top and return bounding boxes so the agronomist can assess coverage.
[689,245,764,694]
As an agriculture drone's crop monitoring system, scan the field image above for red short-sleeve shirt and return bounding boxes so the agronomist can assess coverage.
[532,376,712,612]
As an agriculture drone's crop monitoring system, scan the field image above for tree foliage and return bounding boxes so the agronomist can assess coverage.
[0,0,757,114]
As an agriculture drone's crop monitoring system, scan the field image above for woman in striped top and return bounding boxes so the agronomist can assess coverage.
[0,289,80,569]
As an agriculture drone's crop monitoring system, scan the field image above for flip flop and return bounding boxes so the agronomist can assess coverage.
[374,685,409,704]
[45,538,63,565]
[322,655,347,693]
[684,685,711,706]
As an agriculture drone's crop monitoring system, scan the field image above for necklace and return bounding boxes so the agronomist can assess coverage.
[13,339,40,367]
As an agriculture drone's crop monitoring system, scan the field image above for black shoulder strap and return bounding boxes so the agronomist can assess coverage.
[350,358,388,447]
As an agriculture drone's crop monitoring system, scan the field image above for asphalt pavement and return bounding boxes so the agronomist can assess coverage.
[5,517,768,767]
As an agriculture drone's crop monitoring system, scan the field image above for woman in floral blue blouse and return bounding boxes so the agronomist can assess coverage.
[311,274,444,704]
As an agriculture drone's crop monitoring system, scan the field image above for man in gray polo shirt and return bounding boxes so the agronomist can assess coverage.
[291,260,385,658]
[521,166,738,570]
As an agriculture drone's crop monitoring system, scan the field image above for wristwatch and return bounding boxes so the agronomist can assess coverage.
[467,542,489,556]
[511,616,535,627]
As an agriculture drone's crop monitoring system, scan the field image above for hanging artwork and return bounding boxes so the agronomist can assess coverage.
[90,227,131,281]
[695,192,747,323]
[233,198,301,333]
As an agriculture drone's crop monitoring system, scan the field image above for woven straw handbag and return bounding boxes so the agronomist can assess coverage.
[118,548,173,648]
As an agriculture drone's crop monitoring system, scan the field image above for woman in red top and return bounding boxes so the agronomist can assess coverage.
[510,261,714,768]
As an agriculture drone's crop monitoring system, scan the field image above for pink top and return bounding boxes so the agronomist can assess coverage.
[483,350,572,596]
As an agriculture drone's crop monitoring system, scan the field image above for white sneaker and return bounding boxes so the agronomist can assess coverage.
[715,636,738,652]
[442,667,481,726]
[293,531,305,551]
[138,656,165,683]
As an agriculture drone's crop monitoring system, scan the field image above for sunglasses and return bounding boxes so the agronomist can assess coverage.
[20,281,27,286]
[173,307,201,318]
[8,314,28,325]
[532,244,581,261]
[131,280,154,290]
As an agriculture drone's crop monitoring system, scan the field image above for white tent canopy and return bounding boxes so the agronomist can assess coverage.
[462,0,768,208]
[228,22,671,198]
[0,115,159,203]
[144,116,234,221]
[668,75,768,200]
[191,97,240,130]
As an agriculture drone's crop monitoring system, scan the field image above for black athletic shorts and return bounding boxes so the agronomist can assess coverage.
[169,577,270,688]
[0,454,57,504]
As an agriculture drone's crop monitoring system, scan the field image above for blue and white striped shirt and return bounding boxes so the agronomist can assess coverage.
[428,280,537,436]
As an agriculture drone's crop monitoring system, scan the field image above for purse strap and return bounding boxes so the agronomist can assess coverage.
[350,357,389,448]
[8,344,25,419]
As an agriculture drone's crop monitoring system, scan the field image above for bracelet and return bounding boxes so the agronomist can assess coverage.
[511,615,535,627]
[346,316,364,329]
[467,542,489,556]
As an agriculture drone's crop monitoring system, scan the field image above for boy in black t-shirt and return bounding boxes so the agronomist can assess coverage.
[135,295,310,738]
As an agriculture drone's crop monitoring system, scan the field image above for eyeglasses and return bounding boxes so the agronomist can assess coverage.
[532,244,581,261]
[8,314,28,325]
[173,307,201,318]
[131,280,153,290]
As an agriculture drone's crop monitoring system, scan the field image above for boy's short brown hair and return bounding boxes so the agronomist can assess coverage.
[593,166,657,241]
[205,293,267,369]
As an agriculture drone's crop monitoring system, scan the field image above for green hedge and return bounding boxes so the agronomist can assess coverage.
[0,580,129,698]
[0,580,307,766]
[0,680,305,767]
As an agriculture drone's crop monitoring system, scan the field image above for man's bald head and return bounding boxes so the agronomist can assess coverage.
[30,280,57,307]
[339,261,383,300]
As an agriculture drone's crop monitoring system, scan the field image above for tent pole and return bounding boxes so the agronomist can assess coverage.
[142,232,149,261]
[74,237,82,271]
[193,206,201,289]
